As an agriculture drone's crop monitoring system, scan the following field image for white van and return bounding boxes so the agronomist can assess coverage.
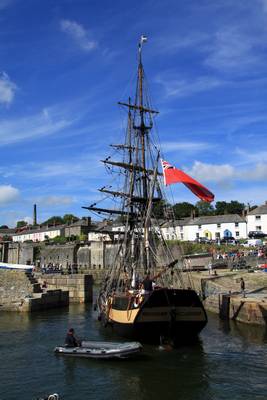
[241,239,263,247]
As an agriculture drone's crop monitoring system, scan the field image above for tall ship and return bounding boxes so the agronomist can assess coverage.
[84,36,208,345]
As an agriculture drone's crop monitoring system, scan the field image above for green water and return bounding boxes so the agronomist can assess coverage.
[0,304,267,400]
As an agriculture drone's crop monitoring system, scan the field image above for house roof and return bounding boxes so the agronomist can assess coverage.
[248,204,267,215]
[186,214,246,226]
[161,218,191,228]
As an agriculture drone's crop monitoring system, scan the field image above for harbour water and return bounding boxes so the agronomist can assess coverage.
[0,301,267,400]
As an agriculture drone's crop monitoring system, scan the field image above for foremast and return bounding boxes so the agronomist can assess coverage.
[84,36,183,293]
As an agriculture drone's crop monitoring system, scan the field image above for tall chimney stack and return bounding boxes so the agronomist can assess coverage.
[33,204,37,226]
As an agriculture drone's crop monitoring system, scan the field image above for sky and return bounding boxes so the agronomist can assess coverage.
[0,0,267,226]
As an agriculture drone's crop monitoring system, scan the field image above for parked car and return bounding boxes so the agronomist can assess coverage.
[248,231,266,239]
[240,239,263,247]
[195,237,212,244]
[220,237,237,245]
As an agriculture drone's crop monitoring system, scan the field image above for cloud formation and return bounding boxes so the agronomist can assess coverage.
[60,19,97,52]
[0,0,13,10]
[37,196,74,206]
[0,72,16,105]
[161,141,213,153]
[156,75,223,98]
[0,108,75,145]
[0,185,19,205]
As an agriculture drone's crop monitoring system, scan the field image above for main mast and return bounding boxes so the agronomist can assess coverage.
[84,35,162,277]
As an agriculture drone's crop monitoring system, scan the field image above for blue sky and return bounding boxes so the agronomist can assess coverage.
[0,0,267,226]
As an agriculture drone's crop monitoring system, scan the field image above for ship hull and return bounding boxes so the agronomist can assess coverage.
[99,288,207,345]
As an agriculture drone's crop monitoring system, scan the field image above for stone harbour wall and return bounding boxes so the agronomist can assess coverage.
[39,274,93,303]
[0,270,34,305]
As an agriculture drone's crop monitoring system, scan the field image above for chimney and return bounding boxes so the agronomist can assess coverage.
[33,204,37,226]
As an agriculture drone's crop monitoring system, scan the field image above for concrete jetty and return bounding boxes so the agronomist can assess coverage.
[186,270,267,326]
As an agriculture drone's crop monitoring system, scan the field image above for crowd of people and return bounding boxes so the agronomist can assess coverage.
[41,263,79,274]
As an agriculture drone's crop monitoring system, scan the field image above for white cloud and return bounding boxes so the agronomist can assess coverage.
[37,196,74,206]
[205,27,264,72]
[0,185,19,205]
[186,161,235,183]
[260,0,267,13]
[161,141,213,153]
[0,109,75,146]
[0,0,13,10]
[0,72,16,105]
[156,75,223,98]
[60,19,97,52]
[155,32,209,55]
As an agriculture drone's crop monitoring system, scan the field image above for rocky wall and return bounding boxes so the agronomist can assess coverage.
[40,244,78,268]
[0,270,33,305]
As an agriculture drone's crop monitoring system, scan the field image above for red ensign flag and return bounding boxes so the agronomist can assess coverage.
[161,160,214,203]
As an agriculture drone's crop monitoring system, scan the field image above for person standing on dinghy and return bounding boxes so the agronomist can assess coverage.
[65,328,80,347]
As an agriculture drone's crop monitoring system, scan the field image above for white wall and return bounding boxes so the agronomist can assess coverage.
[185,222,247,241]
[12,229,62,242]
[247,214,267,234]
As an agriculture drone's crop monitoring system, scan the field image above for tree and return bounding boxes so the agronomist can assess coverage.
[16,220,28,228]
[63,214,79,224]
[0,225,8,229]
[215,201,245,215]
[152,200,170,219]
[226,201,245,215]
[42,216,64,225]
[215,201,228,215]
[173,202,195,219]
[195,201,214,216]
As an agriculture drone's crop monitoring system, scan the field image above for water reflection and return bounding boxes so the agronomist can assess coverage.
[1,307,267,400]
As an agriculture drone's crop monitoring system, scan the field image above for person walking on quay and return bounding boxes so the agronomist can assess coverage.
[240,277,246,298]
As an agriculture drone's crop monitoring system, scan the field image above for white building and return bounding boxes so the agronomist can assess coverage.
[12,226,64,242]
[160,218,190,241]
[247,203,267,235]
[183,214,247,241]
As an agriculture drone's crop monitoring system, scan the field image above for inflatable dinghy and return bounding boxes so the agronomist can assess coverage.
[54,341,142,359]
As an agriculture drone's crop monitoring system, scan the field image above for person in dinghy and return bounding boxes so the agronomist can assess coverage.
[64,328,81,347]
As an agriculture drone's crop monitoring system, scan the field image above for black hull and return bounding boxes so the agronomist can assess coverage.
[109,320,206,345]
[100,288,208,345]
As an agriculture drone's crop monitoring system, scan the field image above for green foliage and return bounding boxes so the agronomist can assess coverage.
[195,201,215,216]
[152,200,169,219]
[215,201,245,215]
[42,216,64,225]
[173,202,195,219]
[79,233,87,241]
[16,220,28,228]
[63,214,79,224]
[51,235,66,244]
[0,225,8,229]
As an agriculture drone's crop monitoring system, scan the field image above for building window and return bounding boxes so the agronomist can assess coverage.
[236,232,239,237]
[181,233,184,240]
[256,216,261,220]
[217,223,221,228]
[256,226,262,231]
[235,222,239,227]
[198,225,201,229]
[180,226,183,231]
[215,232,220,238]
[196,233,199,238]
